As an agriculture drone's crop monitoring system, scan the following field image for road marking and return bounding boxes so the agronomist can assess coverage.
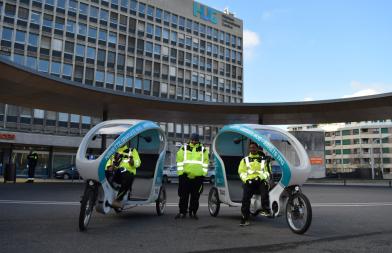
[1,200,392,208]
[312,202,392,207]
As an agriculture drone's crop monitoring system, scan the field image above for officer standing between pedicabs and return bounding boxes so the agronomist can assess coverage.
[110,144,141,209]
[175,133,209,220]
[238,142,271,226]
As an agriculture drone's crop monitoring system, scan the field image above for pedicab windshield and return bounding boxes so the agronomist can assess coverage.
[215,129,300,168]
[254,129,300,167]
[86,124,165,160]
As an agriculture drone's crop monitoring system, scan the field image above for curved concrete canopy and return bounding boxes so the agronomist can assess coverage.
[1,58,391,125]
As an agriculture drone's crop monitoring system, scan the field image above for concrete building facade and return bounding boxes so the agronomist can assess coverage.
[0,0,243,178]
[289,121,392,179]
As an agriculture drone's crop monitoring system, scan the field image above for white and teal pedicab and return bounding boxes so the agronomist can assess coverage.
[208,124,312,234]
[76,120,167,231]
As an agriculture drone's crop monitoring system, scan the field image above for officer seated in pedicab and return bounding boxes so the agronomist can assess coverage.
[106,144,141,209]
[238,142,271,226]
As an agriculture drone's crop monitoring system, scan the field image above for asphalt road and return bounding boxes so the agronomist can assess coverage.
[0,183,391,253]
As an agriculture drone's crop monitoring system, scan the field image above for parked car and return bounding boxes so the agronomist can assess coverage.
[205,166,215,184]
[54,165,80,180]
[162,165,215,184]
[162,165,178,184]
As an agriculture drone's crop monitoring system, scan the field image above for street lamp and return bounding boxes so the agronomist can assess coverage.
[370,133,391,180]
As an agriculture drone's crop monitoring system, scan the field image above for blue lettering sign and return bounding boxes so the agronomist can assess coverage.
[193,1,218,24]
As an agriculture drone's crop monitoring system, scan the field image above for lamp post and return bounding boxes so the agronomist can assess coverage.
[370,141,377,180]
[371,133,391,180]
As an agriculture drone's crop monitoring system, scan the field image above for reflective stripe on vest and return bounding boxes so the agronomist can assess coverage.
[244,156,265,174]
[183,144,205,165]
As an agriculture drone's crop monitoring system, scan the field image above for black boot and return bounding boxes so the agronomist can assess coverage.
[174,213,186,219]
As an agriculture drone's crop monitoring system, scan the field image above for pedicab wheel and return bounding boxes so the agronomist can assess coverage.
[79,187,96,232]
[156,186,166,216]
[286,192,312,234]
[114,207,123,214]
[208,187,220,217]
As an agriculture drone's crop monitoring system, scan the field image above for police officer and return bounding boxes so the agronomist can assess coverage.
[238,142,271,226]
[111,144,141,209]
[26,149,38,183]
[175,133,209,220]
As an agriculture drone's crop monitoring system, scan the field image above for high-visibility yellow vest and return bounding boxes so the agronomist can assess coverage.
[176,143,209,179]
[238,153,270,183]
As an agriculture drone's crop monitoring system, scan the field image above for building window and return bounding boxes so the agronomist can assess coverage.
[63,64,72,77]
[130,0,137,11]
[162,46,169,57]
[88,27,97,39]
[87,47,96,59]
[163,28,169,40]
[155,8,162,20]
[30,11,41,25]
[116,75,124,86]
[160,83,168,94]
[18,7,29,20]
[138,3,145,15]
[135,78,142,89]
[13,54,24,65]
[107,51,116,65]
[90,6,99,18]
[99,29,107,41]
[100,9,109,22]
[108,32,117,44]
[75,44,85,57]
[5,4,16,17]
[43,14,53,28]
[171,31,177,43]
[106,72,114,84]
[15,30,26,44]
[155,26,161,38]
[146,23,154,35]
[163,11,170,23]
[125,76,133,88]
[58,112,69,122]
[145,41,153,54]
[1,27,13,41]
[66,20,76,33]
[52,39,63,51]
[26,57,37,70]
[147,5,154,17]
[143,79,151,92]
[169,66,176,77]
[154,44,161,55]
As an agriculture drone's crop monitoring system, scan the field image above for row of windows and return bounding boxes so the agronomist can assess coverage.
[0,23,243,79]
[23,8,243,65]
[1,104,92,124]
[1,28,243,89]
[1,25,242,67]
[0,104,220,138]
[1,0,242,50]
[1,44,243,93]
[326,158,391,165]
[1,52,242,103]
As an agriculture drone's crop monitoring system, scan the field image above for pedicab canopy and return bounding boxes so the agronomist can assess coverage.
[213,124,311,187]
[76,120,166,183]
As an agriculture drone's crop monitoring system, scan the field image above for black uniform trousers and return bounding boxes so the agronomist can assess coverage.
[27,164,36,179]
[178,174,204,215]
[115,170,135,201]
[241,179,269,219]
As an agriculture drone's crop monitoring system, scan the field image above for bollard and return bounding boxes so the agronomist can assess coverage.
[389,180,391,188]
